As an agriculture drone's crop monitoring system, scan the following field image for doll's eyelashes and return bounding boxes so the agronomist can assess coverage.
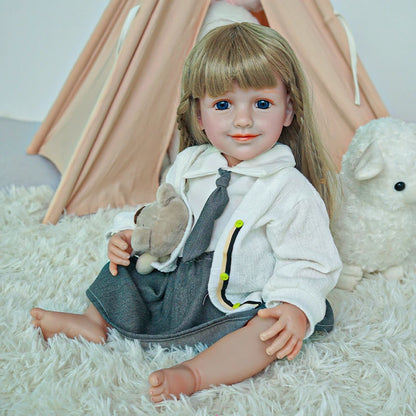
[394,182,406,191]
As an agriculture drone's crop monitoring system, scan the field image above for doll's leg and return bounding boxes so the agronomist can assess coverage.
[30,303,109,343]
[148,315,277,402]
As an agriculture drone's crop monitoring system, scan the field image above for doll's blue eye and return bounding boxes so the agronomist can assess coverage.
[256,100,271,109]
[215,101,230,110]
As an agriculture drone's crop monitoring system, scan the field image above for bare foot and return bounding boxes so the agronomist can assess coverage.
[148,363,201,403]
[30,308,107,343]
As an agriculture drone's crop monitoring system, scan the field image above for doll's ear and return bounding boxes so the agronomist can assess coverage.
[283,95,294,127]
[197,108,204,129]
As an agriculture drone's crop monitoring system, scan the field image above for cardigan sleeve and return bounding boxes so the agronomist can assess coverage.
[105,210,137,239]
[104,147,197,239]
[262,195,342,338]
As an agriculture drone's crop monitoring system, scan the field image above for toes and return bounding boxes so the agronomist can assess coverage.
[148,372,165,396]
[149,385,167,403]
[149,393,166,403]
[148,371,168,402]
[148,372,162,387]
[149,384,165,397]
[30,308,44,319]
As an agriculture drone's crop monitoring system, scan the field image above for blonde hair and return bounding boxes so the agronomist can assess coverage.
[177,23,338,217]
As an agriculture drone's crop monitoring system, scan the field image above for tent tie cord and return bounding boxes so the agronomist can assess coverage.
[335,12,361,106]
[117,4,141,55]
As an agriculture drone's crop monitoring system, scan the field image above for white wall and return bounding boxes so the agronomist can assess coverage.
[0,0,109,121]
[0,0,415,122]
[330,0,416,122]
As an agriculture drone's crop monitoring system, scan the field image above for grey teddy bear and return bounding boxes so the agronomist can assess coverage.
[131,183,189,274]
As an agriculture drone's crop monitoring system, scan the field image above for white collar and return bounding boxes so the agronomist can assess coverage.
[183,144,296,179]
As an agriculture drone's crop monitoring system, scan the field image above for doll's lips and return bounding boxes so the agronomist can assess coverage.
[230,134,259,142]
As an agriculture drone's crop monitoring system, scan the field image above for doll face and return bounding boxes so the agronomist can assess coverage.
[198,78,294,167]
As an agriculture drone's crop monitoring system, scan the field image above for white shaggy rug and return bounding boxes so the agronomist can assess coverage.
[1,185,416,416]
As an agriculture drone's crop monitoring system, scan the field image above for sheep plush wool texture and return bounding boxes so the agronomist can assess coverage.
[1,185,416,415]
[331,117,416,290]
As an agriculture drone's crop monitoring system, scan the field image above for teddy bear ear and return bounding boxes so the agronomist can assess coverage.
[134,206,145,224]
[354,140,385,181]
[157,183,177,206]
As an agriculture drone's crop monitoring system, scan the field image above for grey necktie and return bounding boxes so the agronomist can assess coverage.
[182,168,231,262]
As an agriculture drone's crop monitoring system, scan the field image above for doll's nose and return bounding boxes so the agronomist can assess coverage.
[233,107,253,128]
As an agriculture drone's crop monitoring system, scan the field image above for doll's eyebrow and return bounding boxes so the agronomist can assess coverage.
[260,88,280,94]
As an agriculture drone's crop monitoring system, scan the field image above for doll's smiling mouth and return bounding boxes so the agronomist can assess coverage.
[230,134,259,142]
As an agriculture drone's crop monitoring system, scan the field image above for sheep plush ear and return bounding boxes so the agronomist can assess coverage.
[354,141,385,181]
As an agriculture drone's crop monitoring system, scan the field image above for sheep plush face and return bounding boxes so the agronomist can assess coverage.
[341,118,416,210]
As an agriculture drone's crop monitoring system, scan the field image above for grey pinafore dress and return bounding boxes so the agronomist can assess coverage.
[86,169,333,348]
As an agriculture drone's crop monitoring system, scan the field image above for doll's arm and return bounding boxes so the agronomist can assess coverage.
[108,230,133,276]
[257,303,308,360]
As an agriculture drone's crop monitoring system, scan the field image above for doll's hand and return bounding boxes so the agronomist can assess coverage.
[258,303,308,360]
[108,230,133,276]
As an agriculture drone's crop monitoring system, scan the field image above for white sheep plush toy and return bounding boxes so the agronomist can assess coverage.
[331,117,416,291]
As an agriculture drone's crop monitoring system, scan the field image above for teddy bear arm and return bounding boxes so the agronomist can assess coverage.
[136,253,159,275]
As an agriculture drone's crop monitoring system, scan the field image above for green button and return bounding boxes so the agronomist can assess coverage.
[233,303,241,309]
[220,273,229,281]
[235,220,244,228]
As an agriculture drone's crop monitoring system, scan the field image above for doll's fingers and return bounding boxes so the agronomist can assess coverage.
[275,336,299,360]
[265,331,291,357]
[257,306,281,320]
[107,250,130,264]
[286,339,303,361]
[109,262,118,276]
[259,319,284,342]
[110,236,130,252]
[109,245,131,261]
[110,256,130,269]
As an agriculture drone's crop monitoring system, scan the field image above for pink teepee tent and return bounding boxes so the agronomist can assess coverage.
[28,0,388,224]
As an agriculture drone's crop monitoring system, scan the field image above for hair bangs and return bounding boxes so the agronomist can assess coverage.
[191,26,279,98]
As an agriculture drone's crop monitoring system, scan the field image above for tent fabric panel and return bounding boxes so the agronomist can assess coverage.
[42,0,211,224]
[38,40,120,174]
[26,0,128,157]
[261,0,389,168]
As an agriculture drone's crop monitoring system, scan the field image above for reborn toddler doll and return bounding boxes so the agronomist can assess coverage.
[31,23,341,403]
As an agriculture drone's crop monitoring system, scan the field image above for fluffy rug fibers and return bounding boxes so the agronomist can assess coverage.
[1,185,416,416]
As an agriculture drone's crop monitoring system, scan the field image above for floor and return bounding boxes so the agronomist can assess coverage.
[0,117,60,189]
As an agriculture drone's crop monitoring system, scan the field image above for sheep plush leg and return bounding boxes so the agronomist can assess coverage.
[336,264,363,291]
[383,265,404,281]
